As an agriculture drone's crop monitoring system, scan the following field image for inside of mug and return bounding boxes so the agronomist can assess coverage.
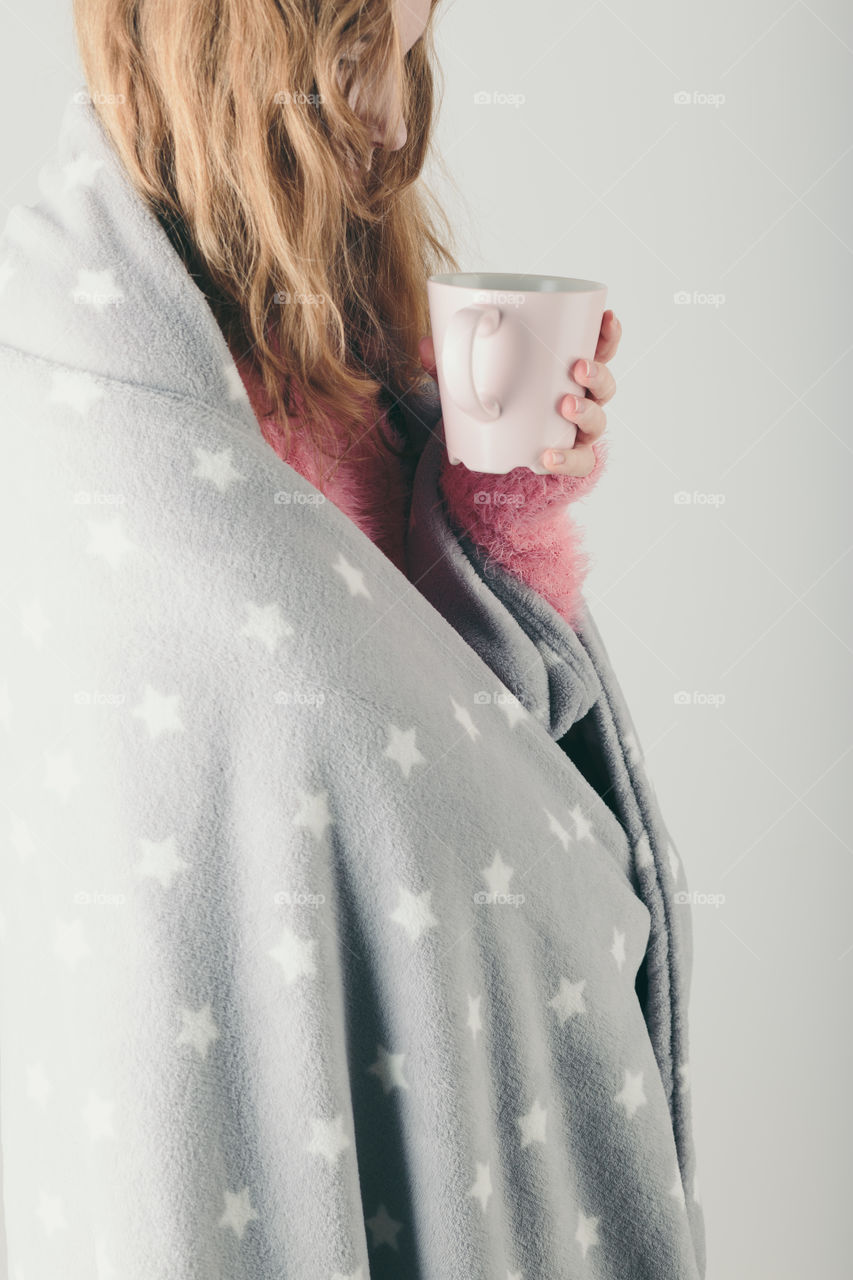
[429,272,606,293]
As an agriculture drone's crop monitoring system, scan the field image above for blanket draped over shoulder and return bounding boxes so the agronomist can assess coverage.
[0,93,706,1280]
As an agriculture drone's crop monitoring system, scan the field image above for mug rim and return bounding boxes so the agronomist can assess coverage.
[428,271,607,293]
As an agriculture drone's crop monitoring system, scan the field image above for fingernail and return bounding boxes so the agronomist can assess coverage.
[584,360,596,378]
[545,450,565,466]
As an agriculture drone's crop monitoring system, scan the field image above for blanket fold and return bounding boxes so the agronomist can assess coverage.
[0,92,706,1280]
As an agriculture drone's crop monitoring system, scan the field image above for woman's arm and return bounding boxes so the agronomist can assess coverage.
[437,434,609,629]
[419,311,621,628]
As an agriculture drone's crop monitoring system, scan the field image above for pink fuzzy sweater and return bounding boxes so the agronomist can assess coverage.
[232,353,607,630]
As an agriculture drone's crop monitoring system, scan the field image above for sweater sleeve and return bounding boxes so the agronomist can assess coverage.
[437,434,610,631]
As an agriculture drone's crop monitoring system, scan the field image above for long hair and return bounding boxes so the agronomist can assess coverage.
[71,0,460,472]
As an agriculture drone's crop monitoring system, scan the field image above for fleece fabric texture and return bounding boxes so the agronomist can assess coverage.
[231,346,607,629]
[0,91,707,1280]
[437,434,609,631]
[230,350,419,578]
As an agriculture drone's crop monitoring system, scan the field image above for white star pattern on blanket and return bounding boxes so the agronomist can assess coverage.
[61,151,104,190]
[0,93,706,1280]
[480,849,515,898]
[224,360,250,402]
[134,835,188,889]
[130,685,185,739]
[383,722,427,777]
[193,445,246,492]
[293,786,334,842]
[467,992,483,1041]
[389,885,439,941]
[365,1202,403,1250]
[72,266,124,310]
[268,924,318,983]
[176,1003,220,1059]
[218,1187,259,1238]
[544,807,570,850]
[85,516,137,567]
[575,1209,600,1258]
[548,976,588,1023]
[367,1043,410,1093]
[238,600,294,654]
[468,1161,493,1212]
[517,1098,548,1148]
[569,802,594,842]
[611,926,627,971]
[48,367,105,414]
[307,1113,352,1164]
[451,694,481,740]
[614,1068,648,1118]
[333,551,372,598]
[496,689,528,727]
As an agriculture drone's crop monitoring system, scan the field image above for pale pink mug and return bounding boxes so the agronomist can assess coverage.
[427,272,608,474]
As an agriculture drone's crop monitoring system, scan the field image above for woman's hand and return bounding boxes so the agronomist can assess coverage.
[418,309,622,478]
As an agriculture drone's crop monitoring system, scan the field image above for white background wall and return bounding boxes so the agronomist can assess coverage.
[1,2,851,1277]
[422,2,853,1276]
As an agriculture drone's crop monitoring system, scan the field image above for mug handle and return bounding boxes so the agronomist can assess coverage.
[441,304,502,422]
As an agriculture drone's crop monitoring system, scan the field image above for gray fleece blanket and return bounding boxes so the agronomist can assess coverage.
[0,91,706,1280]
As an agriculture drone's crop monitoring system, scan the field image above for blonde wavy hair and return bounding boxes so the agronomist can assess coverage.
[71,0,460,470]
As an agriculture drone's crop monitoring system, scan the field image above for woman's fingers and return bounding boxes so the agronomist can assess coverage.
[540,441,597,477]
[420,318,616,478]
[542,311,619,471]
[559,391,607,442]
[592,309,622,365]
[572,355,617,406]
[421,321,619,409]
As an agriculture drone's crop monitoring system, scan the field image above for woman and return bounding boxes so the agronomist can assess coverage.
[0,2,705,1277]
[77,0,617,623]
